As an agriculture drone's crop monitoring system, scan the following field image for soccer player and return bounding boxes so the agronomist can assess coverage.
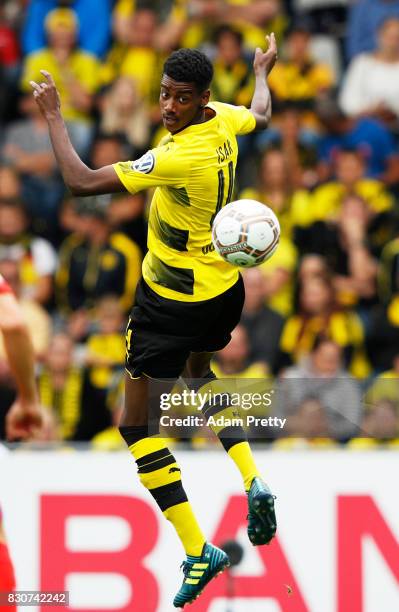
[0,273,44,609]
[30,35,278,607]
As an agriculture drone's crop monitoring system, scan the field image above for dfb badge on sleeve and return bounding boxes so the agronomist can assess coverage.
[131,151,155,174]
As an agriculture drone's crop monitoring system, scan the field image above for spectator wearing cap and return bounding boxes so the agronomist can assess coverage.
[22,0,112,58]
[21,8,102,159]
[0,199,57,306]
[56,196,142,316]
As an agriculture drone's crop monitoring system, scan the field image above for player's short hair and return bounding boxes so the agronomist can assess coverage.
[163,48,214,93]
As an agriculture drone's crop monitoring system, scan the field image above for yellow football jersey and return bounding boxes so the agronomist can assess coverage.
[113,101,256,302]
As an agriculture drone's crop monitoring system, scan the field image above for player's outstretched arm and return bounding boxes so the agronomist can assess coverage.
[30,71,124,196]
[250,33,278,131]
[0,292,43,440]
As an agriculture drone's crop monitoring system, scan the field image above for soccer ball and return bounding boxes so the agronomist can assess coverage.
[212,199,280,267]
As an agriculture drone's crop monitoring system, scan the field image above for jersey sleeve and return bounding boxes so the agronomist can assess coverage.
[113,145,189,195]
[219,103,257,136]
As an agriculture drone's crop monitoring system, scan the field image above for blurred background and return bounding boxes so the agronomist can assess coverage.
[1,0,399,448]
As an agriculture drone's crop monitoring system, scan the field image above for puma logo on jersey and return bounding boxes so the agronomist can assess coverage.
[216,139,233,164]
[169,467,181,474]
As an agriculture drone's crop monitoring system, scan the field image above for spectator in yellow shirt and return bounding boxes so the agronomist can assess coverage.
[157,0,282,52]
[119,8,163,103]
[84,296,126,390]
[268,22,334,134]
[310,148,393,224]
[21,8,101,158]
[276,275,369,378]
[211,25,254,107]
[240,147,310,239]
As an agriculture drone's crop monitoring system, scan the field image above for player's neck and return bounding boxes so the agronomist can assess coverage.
[172,107,214,135]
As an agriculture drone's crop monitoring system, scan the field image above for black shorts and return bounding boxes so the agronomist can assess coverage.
[125,276,245,379]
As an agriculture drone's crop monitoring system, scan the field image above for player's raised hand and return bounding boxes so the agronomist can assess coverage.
[30,70,61,119]
[253,33,278,78]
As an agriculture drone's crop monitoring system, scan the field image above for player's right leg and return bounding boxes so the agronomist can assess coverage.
[119,279,229,607]
[119,373,230,608]
[119,372,207,558]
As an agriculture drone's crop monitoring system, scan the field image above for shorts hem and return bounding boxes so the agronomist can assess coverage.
[125,367,177,382]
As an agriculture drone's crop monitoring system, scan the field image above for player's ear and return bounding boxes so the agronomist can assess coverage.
[200,89,210,106]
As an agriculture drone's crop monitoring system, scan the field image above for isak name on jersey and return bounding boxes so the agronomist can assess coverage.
[216,140,233,164]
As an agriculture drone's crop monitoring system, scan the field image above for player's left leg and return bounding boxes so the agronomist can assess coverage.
[185,352,276,545]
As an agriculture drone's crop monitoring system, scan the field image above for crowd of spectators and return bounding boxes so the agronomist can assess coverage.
[0,0,399,449]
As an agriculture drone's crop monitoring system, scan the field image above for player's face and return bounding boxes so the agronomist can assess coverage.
[160,75,209,133]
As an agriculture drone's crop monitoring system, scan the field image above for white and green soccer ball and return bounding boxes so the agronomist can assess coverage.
[212,199,280,267]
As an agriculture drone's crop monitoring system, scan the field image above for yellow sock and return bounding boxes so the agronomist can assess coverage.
[129,437,206,556]
[228,441,261,491]
[164,503,206,556]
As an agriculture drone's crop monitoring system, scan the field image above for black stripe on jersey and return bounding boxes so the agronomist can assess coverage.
[150,254,194,295]
[138,454,176,473]
[136,448,171,468]
[167,186,191,207]
[149,480,188,511]
[158,219,189,251]
[226,160,234,204]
